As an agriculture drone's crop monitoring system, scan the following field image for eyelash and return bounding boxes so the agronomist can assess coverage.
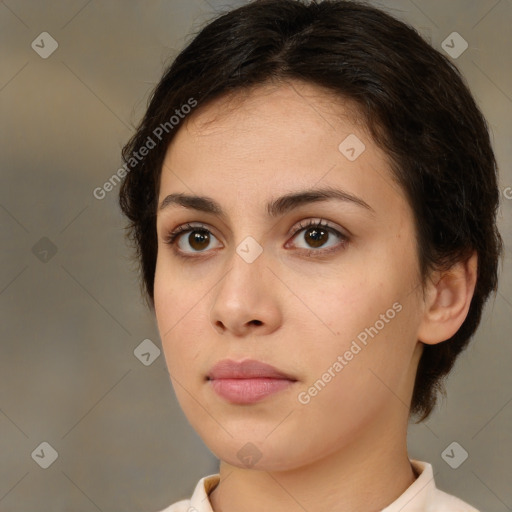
[163,219,349,259]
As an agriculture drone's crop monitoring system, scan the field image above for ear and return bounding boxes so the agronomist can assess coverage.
[417,252,478,345]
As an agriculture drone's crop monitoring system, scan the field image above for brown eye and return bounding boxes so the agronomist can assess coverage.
[165,223,222,255]
[304,227,329,248]
[288,219,348,254]
[187,230,210,251]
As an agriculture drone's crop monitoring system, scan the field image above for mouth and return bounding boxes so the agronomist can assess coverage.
[207,359,297,404]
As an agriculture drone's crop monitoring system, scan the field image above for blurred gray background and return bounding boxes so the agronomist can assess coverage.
[0,0,510,511]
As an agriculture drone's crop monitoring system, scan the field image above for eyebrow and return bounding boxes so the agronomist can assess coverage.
[158,186,375,218]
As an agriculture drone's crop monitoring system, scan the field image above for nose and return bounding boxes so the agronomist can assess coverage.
[209,247,282,337]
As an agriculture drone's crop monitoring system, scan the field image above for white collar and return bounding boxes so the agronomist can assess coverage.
[184,460,477,512]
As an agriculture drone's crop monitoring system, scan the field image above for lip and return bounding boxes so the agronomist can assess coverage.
[207,359,297,404]
[207,358,296,380]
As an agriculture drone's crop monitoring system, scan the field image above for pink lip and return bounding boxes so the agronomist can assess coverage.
[207,359,297,404]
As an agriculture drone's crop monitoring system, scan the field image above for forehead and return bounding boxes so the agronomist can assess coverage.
[158,80,405,220]
[176,80,366,150]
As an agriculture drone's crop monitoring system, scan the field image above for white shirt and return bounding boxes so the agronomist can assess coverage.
[158,460,479,512]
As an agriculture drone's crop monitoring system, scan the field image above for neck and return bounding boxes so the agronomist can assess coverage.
[209,411,416,512]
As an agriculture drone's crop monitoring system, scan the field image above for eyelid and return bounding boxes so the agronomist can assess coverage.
[163,222,222,245]
[286,217,349,239]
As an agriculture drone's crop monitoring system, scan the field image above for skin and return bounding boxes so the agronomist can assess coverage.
[153,80,477,512]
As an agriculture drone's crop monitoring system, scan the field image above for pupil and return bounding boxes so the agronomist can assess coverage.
[306,227,327,248]
[189,230,210,251]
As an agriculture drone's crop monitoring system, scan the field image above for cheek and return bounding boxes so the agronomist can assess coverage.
[153,262,206,371]
[297,259,421,404]
[154,254,201,329]
[295,303,420,439]
[307,267,401,344]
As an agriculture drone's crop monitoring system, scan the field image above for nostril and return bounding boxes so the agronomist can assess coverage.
[250,320,263,326]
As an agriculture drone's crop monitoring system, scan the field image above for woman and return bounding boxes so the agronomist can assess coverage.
[118,1,502,510]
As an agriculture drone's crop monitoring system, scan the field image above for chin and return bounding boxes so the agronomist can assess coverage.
[203,432,312,472]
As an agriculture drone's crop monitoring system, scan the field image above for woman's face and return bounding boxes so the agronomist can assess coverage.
[154,81,425,471]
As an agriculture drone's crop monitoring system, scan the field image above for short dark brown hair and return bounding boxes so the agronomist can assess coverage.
[118,0,502,421]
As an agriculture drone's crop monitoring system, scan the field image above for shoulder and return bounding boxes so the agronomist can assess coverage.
[429,487,480,512]
[388,460,480,512]
[154,474,220,512]
[156,498,192,512]
[408,460,480,512]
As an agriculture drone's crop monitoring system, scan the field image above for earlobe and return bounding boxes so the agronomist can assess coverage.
[417,252,478,345]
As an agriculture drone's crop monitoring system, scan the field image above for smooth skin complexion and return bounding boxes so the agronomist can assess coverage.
[153,80,477,512]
